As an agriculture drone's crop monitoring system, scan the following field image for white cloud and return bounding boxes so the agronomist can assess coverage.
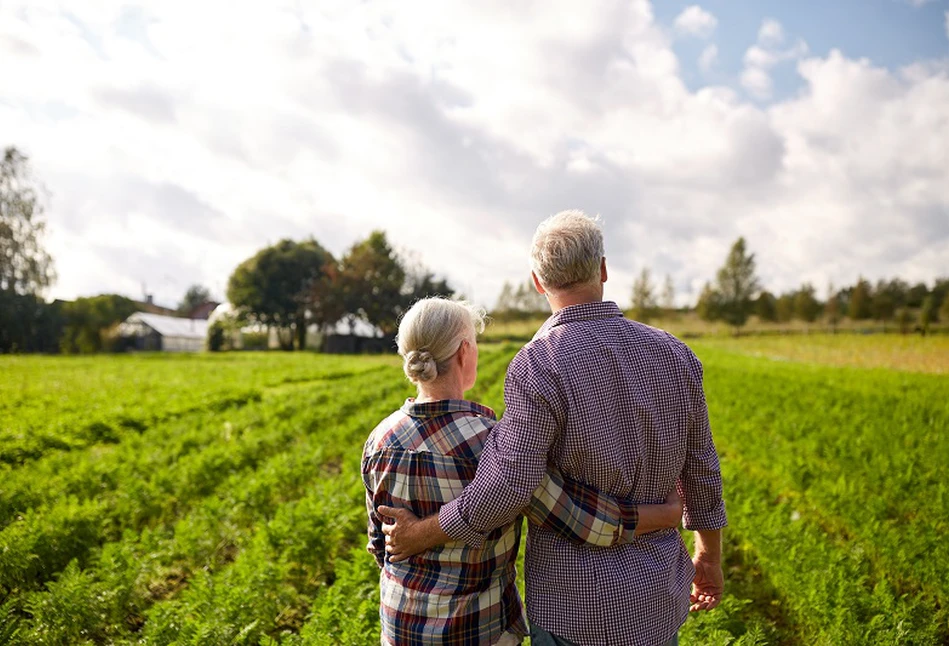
[740,67,772,99]
[741,20,809,100]
[698,44,718,71]
[1,1,947,311]
[757,18,785,46]
[673,5,717,39]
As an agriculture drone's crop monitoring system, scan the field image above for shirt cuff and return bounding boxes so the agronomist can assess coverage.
[683,502,728,531]
[439,499,488,548]
[615,499,640,544]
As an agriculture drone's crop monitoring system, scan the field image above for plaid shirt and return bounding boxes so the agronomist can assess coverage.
[440,301,727,646]
[363,398,640,645]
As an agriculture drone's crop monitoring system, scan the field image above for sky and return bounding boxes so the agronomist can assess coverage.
[2,0,948,310]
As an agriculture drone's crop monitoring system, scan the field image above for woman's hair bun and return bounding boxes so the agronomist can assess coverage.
[404,349,438,383]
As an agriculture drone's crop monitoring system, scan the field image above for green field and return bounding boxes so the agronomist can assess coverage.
[1,336,947,644]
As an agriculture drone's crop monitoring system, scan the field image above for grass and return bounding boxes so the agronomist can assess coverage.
[0,337,945,644]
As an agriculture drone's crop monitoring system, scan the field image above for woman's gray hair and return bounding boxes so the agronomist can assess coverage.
[397,297,486,384]
[530,210,604,291]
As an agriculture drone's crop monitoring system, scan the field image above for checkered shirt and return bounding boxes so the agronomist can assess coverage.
[363,398,640,646]
[439,301,728,646]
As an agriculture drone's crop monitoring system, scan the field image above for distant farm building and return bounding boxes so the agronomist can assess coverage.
[322,318,391,354]
[208,303,391,353]
[118,312,209,352]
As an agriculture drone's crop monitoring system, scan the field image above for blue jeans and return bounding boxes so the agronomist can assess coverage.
[529,624,678,646]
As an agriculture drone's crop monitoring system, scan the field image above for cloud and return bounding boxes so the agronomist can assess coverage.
[757,19,785,47]
[741,19,809,100]
[2,0,947,310]
[673,5,718,39]
[92,85,177,124]
[698,44,718,71]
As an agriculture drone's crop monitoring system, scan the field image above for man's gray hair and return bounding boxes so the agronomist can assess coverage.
[530,210,604,291]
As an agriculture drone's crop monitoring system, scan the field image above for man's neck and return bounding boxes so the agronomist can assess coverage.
[546,285,604,314]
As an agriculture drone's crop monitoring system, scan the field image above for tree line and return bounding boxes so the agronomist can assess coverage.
[690,238,949,334]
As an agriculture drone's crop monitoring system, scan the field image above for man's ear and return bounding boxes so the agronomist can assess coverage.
[600,258,608,284]
[531,271,546,295]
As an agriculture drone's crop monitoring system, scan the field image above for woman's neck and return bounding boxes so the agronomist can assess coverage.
[416,380,464,403]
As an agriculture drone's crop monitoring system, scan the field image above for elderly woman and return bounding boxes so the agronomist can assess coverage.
[362,297,681,645]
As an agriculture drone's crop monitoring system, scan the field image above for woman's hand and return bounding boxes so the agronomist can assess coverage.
[377,505,450,562]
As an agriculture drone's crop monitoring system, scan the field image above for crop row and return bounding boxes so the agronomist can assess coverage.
[0,368,399,596]
[685,344,949,644]
[0,366,390,530]
[4,365,414,644]
[0,353,393,466]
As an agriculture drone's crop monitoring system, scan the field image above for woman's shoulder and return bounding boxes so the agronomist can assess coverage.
[366,401,496,458]
[365,409,415,454]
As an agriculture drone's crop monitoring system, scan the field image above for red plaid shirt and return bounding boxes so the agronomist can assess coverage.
[363,398,639,645]
[440,301,727,646]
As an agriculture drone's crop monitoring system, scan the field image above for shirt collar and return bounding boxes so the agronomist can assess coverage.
[534,300,624,339]
[400,398,497,420]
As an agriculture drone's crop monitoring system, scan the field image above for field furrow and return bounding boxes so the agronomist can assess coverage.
[2,337,945,644]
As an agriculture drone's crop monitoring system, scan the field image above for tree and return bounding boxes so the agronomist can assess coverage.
[940,292,949,325]
[631,268,659,323]
[895,308,914,335]
[695,282,720,322]
[494,281,516,319]
[871,282,895,331]
[512,280,547,315]
[775,293,795,323]
[1,147,55,295]
[715,237,759,333]
[178,285,212,315]
[878,278,909,310]
[0,291,62,353]
[906,282,929,309]
[825,283,842,334]
[60,294,138,354]
[756,291,777,323]
[493,279,544,320]
[398,248,454,308]
[227,238,336,350]
[920,296,934,335]
[337,231,405,337]
[932,277,949,320]
[794,283,821,325]
[661,274,676,313]
[849,278,872,320]
[1,147,58,353]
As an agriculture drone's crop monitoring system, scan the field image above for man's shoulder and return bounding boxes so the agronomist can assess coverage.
[628,319,693,353]
[519,316,698,379]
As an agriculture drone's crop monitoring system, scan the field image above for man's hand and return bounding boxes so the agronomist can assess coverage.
[690,528,723,611]
[690,555,723,611]
[378,505,450,562]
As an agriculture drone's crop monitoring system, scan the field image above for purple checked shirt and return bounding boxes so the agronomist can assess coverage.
[439,301,727,646]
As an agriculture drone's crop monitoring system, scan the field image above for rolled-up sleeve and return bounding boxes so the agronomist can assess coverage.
[679,350,727,531]
[362,453,387,568]
[440,350,563,544]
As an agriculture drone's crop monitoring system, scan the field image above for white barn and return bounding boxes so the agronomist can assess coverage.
[118,312,209,352]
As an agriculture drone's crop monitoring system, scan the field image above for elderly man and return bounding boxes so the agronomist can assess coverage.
[381,210,727,646]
